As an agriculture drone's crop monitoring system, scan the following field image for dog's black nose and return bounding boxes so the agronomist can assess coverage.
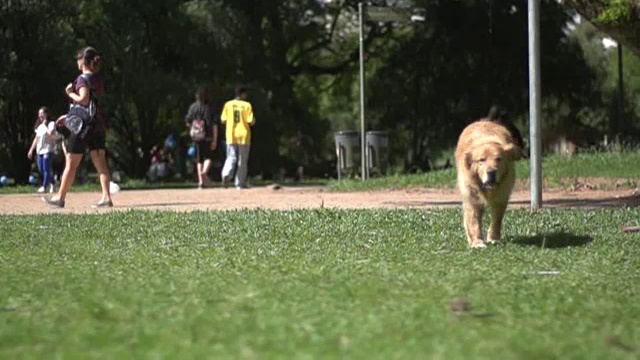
[486,170,497,183]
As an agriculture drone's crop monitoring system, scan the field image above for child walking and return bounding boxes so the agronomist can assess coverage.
[27,107,57,193]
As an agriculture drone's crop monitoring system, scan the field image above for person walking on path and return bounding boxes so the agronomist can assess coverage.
[185,86,219,188]
[27,106,57,193]
[43,46,113,208]
[220,86,254,189]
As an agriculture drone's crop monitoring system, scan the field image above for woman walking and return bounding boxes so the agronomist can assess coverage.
[43,46,113,208]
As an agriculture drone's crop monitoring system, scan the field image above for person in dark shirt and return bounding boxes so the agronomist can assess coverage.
[43,46,113,208]
[185,86,219,188]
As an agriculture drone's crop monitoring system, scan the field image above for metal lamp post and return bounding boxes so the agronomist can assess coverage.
[358,3,425,180]
[528,0,542,210]
[358,3,367,180]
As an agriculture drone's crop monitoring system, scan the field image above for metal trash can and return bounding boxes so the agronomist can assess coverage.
[366,131,389,176]
[334,130,360,180]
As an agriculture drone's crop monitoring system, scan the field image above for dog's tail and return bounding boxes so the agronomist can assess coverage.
[487,105,501,121]
[486,105,528,159]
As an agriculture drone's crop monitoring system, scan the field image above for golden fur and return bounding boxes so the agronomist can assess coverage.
[455,120,522,248]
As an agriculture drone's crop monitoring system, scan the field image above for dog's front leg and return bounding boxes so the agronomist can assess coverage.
[487,201,508,245]
[463,200,485,248]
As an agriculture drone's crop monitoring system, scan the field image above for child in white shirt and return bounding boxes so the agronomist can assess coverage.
[27,107,57,193]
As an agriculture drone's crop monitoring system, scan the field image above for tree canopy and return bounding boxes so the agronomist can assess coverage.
[565,0,640,55]
[1,0,639,182]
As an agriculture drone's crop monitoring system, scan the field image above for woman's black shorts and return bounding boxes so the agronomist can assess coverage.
[66,129,106,154]
[196,140,213,163]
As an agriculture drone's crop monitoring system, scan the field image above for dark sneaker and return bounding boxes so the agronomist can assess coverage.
[222,176,230,188]
[91,200,113,208]
[42,196,65,208]
[202,175,212,187]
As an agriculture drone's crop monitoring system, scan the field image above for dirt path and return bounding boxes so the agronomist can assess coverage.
[1,185,638,215]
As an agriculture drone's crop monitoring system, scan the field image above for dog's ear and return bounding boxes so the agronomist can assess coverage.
[464,152,473,169]
[502,143,522,161]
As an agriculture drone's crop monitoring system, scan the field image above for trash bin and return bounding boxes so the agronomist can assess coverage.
[334,130,360,180]
[366,131,389,176]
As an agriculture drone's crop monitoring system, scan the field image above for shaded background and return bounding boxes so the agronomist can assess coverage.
[1,0,639,183]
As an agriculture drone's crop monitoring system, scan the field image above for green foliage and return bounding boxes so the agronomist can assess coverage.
[328,151,640,191]
[566,0,640,56]
[568,19,640,139]
[317,0,632,171]
[1,0,640,183]
[0,0,79,177]
[0,209,639,358]
[597,0,634,24]
[2,151,639,194]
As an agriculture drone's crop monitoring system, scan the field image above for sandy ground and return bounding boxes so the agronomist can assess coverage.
[1,185,639,215]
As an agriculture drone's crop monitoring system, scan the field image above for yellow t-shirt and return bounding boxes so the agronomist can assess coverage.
[220,99,254,145]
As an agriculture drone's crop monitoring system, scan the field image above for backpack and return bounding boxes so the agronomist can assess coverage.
[190,118,206,141]
[64,74,97,138]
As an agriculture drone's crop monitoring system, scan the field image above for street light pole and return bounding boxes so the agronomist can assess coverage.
[357,4,424,181]
[528,0,542,210]
[617,44,624,131]
[358,2,367,181]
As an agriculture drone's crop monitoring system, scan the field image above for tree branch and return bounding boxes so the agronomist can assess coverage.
[290,6,343,64]
[290,26,381,76]
[564,0,640,57]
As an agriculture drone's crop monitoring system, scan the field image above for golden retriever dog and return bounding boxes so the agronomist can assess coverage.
[455,119,522,248]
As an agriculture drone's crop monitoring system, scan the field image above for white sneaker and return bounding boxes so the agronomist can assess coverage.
[49,184,56,193]
[36,186,45,193]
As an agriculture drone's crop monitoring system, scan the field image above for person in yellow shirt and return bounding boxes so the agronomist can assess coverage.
[220,86,254,188]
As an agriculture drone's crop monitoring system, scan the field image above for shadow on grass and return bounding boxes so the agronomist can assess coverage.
[0,180,330,195]
[511,232,593,248]
[511,195,640,209]
[385,194,640,209]
[121,180,329,191]
[125,202,203,209]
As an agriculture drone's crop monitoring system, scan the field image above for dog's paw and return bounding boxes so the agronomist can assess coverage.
[486,238,501,245]
[470,241,487,249]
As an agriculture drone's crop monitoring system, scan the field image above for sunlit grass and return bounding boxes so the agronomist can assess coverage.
[3,151,640,194]
[0,209,638,359]
[328,151,640,191]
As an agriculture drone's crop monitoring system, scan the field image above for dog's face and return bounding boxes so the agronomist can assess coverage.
[465,142,517,190]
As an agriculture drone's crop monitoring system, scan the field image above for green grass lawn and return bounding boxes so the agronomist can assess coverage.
[0,179,198,195]
[328,151,640,191]
[0,178,327,195]
[3,151,640,195]
[1,209,639,359]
